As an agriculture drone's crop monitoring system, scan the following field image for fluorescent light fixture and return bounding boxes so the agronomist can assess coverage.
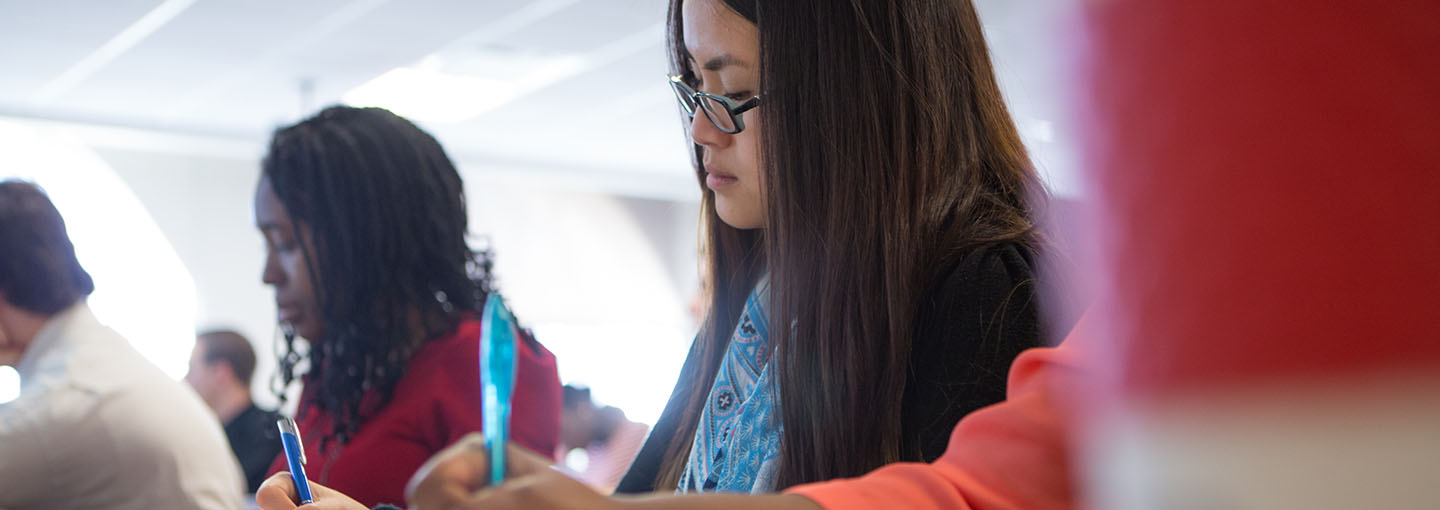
[343,50,588,124]
[343,67,516,124]
[33,0,198,106]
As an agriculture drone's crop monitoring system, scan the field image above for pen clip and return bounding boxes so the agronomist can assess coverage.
[279,416,308,465]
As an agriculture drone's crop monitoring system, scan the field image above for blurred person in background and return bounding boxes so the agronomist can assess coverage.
[0,180,244,510]
[186,329,284,493]
[254,106,562,508]
[558,385,651,493]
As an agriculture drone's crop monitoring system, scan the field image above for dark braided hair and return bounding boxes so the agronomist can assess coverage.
[262,106,495,446]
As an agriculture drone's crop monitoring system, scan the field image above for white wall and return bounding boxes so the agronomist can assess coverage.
[96,147,284,407]
[466,169,700,423]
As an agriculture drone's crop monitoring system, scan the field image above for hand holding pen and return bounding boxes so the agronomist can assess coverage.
[255,417,370,509]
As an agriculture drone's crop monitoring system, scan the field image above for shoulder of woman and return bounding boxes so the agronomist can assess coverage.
[911,241,1044,351]
[932,242,1038,300]
[412,321,480,367]
[388,320,482,399]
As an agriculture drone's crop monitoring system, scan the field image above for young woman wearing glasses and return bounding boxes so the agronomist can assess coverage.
[615,0,1056,495]
[257,0,1055,508]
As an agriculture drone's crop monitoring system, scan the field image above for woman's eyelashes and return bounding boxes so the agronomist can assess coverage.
[687,67,755,100]
[685,70,754,99]
[698,79,754,100]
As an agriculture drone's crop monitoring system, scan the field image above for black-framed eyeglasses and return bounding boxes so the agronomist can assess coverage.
[668,74,761,134]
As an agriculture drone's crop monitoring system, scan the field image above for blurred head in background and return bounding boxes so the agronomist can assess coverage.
[0,180,94,366]
[561,385,599,449]
[256,105,495,444]
[562,384,634,451]
[185,329,258,418]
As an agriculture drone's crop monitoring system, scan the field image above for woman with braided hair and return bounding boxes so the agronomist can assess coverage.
[254,105,562,508]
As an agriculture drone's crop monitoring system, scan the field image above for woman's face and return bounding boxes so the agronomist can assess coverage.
[683,0,765,230]
[254,176,324,341]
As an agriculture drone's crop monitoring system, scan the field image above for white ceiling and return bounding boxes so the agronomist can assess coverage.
[0,0,1082,200]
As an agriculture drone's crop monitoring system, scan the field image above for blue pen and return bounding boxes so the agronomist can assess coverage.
[277,417,315,505]
[479,294,519,486]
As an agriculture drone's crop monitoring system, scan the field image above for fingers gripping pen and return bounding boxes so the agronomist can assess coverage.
[480,294,519,486]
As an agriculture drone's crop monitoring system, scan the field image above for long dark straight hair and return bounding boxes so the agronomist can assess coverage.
[656,0,1046,489]
[263,106,495,446]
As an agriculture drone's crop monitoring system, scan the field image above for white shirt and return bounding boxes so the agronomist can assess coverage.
[0,303,245,510]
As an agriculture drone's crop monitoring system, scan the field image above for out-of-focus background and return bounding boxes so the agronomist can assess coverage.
[0,0,1082,422]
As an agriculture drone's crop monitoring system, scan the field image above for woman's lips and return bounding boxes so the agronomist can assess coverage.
[706,172,738,190]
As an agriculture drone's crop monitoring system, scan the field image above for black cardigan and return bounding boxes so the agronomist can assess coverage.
[615,242,1045,493]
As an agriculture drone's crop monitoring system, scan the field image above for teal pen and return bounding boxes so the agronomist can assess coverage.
[479,294,518,486]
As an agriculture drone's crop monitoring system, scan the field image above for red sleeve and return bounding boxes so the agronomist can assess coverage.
[786,317,1089,510]
[507,331,562,459]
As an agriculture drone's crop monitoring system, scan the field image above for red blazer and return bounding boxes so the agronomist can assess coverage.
[267,318,561,507]
[787,315,1086,510]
